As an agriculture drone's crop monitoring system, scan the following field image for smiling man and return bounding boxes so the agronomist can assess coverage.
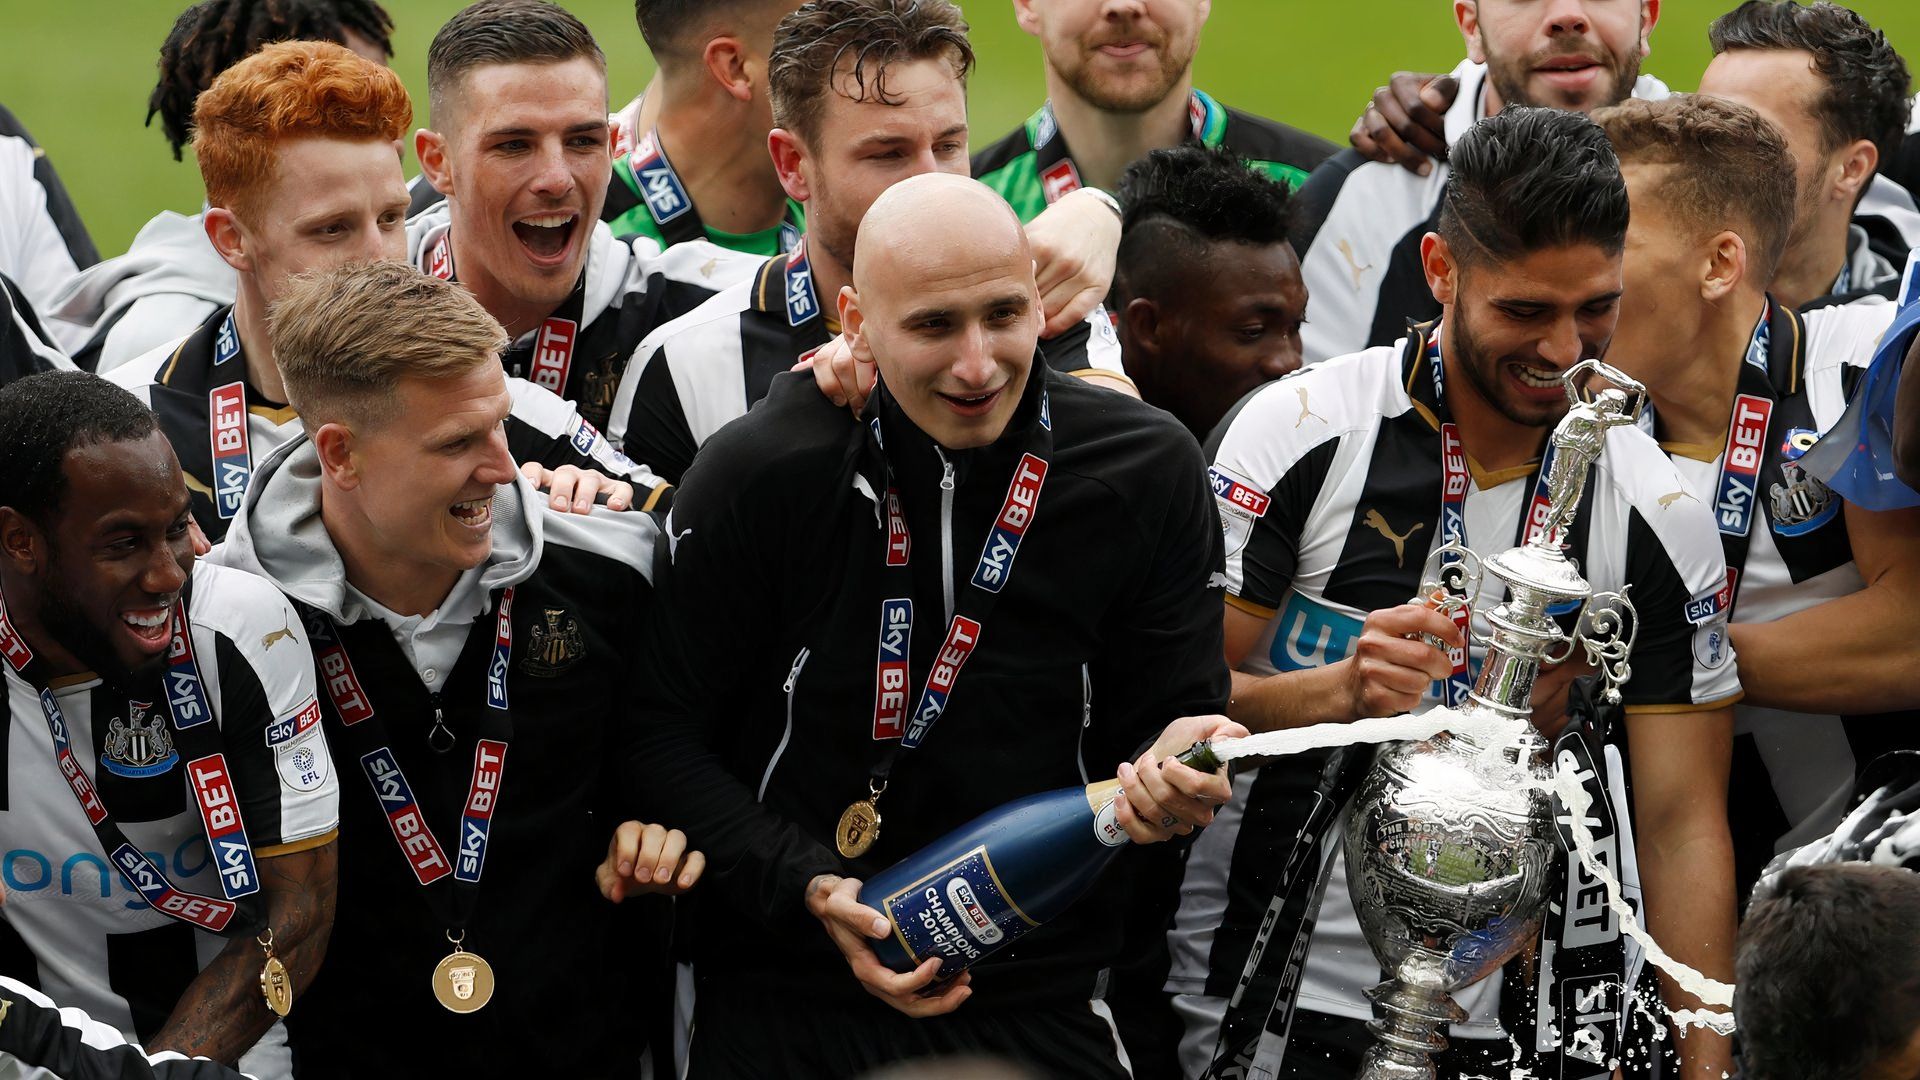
[972,0,1333,219]
[408,0,767,431]
[632,173,1238,1077]
[0,371,337,1079]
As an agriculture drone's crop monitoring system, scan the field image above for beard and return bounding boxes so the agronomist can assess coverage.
[1483,25,1643,112]
[1057,24,1191,114]
[37,567,164,691]
[1450,301,1579,430]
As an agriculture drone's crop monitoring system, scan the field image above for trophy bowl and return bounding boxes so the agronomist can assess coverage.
[1342,719,1557,1079]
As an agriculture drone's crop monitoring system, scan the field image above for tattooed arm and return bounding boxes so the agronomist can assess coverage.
[147,839,339,1064]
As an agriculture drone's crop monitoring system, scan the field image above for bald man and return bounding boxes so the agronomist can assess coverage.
[628,174,1238,1079]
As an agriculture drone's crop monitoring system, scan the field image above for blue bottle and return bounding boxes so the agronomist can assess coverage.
[858,741,1223,977]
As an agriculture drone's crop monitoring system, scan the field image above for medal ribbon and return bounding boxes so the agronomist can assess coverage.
[2,589,269,937]
[422,230,586,404]
[1034,91,1215,207]
[629,129,803,252]
[295,589,513,929]
[859,379,1054,793]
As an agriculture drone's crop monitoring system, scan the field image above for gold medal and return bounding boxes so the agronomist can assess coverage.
[432,948,496,1013]
[256,931,292,1017]
[836,798,882,859]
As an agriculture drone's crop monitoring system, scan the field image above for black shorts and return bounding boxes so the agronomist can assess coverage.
[689,979,1131,1080]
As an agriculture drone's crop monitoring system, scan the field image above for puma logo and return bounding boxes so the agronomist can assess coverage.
[1364,509,1424,568]
[1336,239,1373,290]
[1297,387,1327,428]
[700,257,718,278]
[261,615,295,651]
[1658,490,1697,509]
[0,997,11,1025]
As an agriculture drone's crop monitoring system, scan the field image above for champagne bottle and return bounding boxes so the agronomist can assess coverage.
[857,740,1224,978]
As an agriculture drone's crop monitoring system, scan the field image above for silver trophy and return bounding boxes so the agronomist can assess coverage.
[1342,360,1646,1080]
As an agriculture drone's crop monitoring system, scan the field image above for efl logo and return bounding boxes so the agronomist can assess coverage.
[1439,423,1469,543]
[42,690,108,825]
[785,249,817,327]
[1208,466,1271,518]
[1685,569,1738,626]
[902,616,981,748]
[634,135,692,223]
[266,697,323,747]
[872,599,911,740]
[0,591,31,672]
[456,739,506,883]
[972,454,1048,593]
[166,607,213,729]
[188,754,260,899]
[111,845,235,931]
[210,381,251,520]
[362,748,451,884]
[531,318,577,395]
[885,490,910,567]
[487,588,513,711]
[1041,159,1082,205]
[1716,394,1771,537]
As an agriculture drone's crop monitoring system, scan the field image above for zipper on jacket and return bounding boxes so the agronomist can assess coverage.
[1076,663,1093,784]
[936,448,957,624]
[758,647,811,801]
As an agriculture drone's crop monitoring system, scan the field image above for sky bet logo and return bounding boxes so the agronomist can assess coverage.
[785,248,817,327]
[305,611,374,725]
[872,599,912,740]
[633,134,691,223]
[188,754,259,900]
[209,381,251,520]
[973,454,1048,593]
[456,740,506,883]
[1439,423,1468,543]
[530,319,576,395]
[1716,394,1773,537]
[165,608,212,729]
[362,748,451,884]
[1208,466,1270,518]
[487,588,514,711]
[110,844,236,932]
[902,617,981,748]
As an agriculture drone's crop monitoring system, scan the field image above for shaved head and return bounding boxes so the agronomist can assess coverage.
[844,175,1039,450]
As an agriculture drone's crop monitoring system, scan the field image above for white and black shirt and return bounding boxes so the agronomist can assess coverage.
[1168,330,1738,1069]
[0,103,97,324]
[0,272,72,386]
[108,306,670,544]
[0,561,338,1055]
[607,245,1127,484]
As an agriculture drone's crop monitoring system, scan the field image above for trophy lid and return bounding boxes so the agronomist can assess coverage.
[1482,544,1592,608]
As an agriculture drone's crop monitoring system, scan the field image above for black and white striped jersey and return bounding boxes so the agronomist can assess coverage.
[606,246,1127,484]
[1650,299,1913,893]
[0,103,97,322]
[405,203,762,432]
[108,306,671,544]
[0,975,256,1080]
[1168,331,1739,1054]
[0,272,71,386]
[0,561,338,1054]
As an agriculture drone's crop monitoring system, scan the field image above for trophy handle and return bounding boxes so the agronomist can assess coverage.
[1573,587,1638,705]
[1415,540,1485,611]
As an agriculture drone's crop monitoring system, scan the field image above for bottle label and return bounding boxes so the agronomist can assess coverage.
[881,847,1038,968]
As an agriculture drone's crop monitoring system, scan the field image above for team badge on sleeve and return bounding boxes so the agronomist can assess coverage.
[1209,464,1269,559]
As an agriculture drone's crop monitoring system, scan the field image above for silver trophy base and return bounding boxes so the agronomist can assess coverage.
[1354,978,1470,1080]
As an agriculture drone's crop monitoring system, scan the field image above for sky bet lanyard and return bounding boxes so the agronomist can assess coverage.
[1696,303,1782,628]
[206,311,253,521]
[627,128,801,253]
[1032,91,1217,206]
[833,385,1054,860]
[296,589,513,1012]
[423,231,586,402]
[1422,327,1562,708]
[0,589,296,1016]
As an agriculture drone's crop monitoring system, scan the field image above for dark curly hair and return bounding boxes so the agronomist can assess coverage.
[147,0,394,161]
[768,0,973,146]
[1117,144,1294,246]
[0,372,159,526]
[1440,106,1628,267]
[1710,1,1912,163]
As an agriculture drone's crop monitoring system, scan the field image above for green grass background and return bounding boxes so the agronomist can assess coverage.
[5,1,1919,256]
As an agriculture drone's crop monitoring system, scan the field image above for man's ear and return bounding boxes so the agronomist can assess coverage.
[703,37,753,104]
[1640,0,1660,54]
[417,128,454,197]
[0,507,45,576]
[840,285,867,349]
[1701,229,1748,304]
[1456,1,1484,64]
[1421,233,1460,306]
[204,208,252,274]
[1120,296,1161,354]
[1834,139,1880,206]
[769,129,810,203]
[1012,0,1042,37]
[311,422,363,492]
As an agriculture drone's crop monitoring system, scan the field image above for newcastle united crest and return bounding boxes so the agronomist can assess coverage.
[521,608,585,677]
[1770,428,1840,537]
[103,701,179,778]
